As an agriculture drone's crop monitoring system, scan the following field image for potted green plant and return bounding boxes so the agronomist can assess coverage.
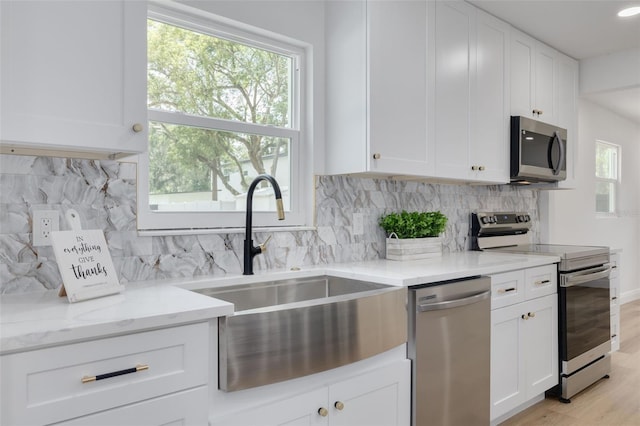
[379,210,448,260]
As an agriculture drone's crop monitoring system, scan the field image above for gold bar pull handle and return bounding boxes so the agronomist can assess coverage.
[82,364,149,384]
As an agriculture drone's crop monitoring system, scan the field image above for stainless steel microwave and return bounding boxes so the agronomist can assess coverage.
[510,116,567,183]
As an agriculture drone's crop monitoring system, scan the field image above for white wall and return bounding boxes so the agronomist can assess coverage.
[542,99,640,303]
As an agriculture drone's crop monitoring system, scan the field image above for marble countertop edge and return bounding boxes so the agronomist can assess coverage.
[1,251,559,354]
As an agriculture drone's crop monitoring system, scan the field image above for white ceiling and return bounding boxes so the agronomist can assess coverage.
[468,0,640,123]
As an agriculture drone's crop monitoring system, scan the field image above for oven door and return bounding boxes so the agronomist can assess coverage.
[559,264,611,374]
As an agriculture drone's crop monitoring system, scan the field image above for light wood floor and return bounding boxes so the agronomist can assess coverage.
[501,299,640,426]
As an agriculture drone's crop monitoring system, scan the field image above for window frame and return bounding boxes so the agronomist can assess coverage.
[138,2,309,232]
[595,139,621,217]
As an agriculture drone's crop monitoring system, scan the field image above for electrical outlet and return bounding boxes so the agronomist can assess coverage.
[33,210,60,246]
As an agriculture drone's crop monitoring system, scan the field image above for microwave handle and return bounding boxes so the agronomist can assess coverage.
[549,131,566,176]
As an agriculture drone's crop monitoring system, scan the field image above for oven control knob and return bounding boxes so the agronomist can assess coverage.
[525,215,530,222]
[481,216,489,224]
[491,216,497,223]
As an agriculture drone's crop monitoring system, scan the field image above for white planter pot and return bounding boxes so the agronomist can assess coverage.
[385,236,442,261]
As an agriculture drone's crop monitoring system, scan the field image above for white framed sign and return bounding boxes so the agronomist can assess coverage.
[51,211,123,303]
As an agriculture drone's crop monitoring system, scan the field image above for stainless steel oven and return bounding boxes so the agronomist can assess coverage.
[471,211,611,402]
[559,263,611,402]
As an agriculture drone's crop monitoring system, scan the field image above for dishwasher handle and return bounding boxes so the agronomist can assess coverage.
[417,290,491,312]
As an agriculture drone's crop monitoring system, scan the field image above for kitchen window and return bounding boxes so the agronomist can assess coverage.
[138,4,307,231]
[595,140,620,215]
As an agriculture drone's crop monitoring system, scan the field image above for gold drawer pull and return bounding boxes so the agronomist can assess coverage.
[82,364,149,384]
[535,279,550,286]
[498,287,516,294]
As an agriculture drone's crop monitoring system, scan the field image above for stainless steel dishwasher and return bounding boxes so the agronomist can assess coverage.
[408,276,491,426]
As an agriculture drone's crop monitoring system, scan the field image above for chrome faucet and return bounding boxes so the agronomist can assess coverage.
[243,174,285,275]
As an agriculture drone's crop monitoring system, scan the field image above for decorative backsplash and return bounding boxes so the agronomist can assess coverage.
[0,154,539,293]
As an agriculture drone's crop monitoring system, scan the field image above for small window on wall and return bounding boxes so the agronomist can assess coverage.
[595,140,620,215]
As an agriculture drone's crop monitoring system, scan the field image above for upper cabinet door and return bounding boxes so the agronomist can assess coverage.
[510,30,537,119]
[534,43,558,124]
[432,1,509,184]
[325,0,431,177]
[0,1,147,156]
[367,0,430,176]
[471,10,510,183]
[432,0,474,180]
[510,29,559,125]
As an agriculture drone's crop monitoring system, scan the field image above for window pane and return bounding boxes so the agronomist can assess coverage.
[595,142,618,179]
[147,19,292,128]
[149,122,291,212]
[595,181,615,213]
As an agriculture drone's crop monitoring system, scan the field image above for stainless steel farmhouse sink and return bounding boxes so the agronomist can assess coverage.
[192,276,407,391]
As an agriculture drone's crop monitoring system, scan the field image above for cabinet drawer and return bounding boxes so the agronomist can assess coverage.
[609,255,619,279]
[524,265,557,299]
[610,283,620,309]
[55,386,209,426]
[1,322,209,426]
[490,270,525,309]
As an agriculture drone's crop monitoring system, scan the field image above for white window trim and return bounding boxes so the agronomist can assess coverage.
[138,1,311,232]
[595,140,621,218]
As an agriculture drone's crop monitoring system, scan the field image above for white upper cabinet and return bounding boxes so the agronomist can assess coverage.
[325,0,432,176]
[431,1,510,183]
[556,53,579,188]
[510,29,559,125]
[0,0,147,157]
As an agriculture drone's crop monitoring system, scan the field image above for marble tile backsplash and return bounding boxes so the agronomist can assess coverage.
[0,154,539,293]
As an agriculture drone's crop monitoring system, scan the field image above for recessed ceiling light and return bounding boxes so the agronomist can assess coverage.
[618,6,640,17]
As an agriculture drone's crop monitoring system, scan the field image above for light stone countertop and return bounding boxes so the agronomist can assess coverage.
[0,284,233,354]
[1,251,559,354]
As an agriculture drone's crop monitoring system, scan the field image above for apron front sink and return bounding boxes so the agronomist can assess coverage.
[192,276,407,391]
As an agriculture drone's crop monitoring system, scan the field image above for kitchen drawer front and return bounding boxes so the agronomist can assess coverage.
[54,386,209,426]
[490,270,525,309]
[1,322,209,426]
[524,265,557,299]
[609,254,619,279]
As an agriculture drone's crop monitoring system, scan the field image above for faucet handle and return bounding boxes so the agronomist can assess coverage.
[258,235,272,253]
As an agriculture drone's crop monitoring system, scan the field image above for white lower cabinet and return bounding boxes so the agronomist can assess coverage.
[610,252,621,352]
[1,322,211,426]
[210,360,411,426]
[490,266,558,421]
[54,387,209,426]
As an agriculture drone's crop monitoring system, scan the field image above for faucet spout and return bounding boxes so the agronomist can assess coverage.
[243,174,285,275]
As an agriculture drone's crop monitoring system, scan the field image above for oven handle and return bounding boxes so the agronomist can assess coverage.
[560,264,610,288]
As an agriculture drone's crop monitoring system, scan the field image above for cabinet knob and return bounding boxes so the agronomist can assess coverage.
[471,165,478,171]
[334,401,345,411]
[537,109,543,116]
[318,407,329,417]
[373,153,381,160]
[521,314,529,320]
[132,123,144,133]
[528,312,536,318]
[479,166,485,171]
